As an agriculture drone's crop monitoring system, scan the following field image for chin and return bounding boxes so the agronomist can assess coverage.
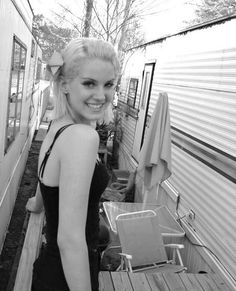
[92,111,105,120]
[84,114,103,123]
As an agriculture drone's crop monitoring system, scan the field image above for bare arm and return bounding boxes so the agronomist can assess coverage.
[26,184,44,213]
[56,125,99,291]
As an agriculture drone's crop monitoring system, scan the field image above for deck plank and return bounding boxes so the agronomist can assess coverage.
[178,273,204,291]
[207,274,232,291]
[163,273,188,291]
[195,274,220,291]
[13,208,45,291]
[146,273,170,291]
[111,272,133,291]
[99,272,234,291]
[99,271,115,291]
[128,273,151,291]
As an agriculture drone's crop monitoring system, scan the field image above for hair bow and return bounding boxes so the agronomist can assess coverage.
[47,51,64,76]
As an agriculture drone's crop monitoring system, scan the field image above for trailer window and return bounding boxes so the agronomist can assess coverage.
[127,78,138,108]
[5,37,27,152]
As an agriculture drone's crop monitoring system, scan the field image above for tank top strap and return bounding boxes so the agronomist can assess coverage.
[39,124,74,181]
[47,120,53,133]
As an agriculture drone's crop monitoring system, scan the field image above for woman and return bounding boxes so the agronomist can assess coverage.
[26,38,120,291]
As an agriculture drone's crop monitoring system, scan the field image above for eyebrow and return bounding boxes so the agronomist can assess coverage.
[81,77,116,82]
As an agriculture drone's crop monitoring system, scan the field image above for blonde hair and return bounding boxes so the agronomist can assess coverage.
[51,38,120,120]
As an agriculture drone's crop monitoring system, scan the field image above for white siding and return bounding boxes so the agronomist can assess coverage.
[152,85,236,157]
[152,47,236,156]
[149,19,236,281]
[169,146,236,280]
[120,115,136,155]
[0,0,44,252]
[119,17,236,283]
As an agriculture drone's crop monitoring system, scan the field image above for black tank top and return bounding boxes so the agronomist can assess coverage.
[38,124,110,255]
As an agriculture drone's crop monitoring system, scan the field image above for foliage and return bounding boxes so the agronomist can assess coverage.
[109,108,123,143]
[121,18,144,51]
[33,1,145,67]
[33,14,79,62]
[188,0,236,25]
[96,107,123,168]
[96,108,123,146]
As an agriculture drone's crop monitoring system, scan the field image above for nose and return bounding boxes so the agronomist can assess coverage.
[94,86,106,102]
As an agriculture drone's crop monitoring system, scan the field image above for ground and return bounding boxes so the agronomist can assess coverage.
[0,135,42,291]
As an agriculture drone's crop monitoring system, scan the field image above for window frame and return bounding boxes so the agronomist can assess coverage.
[127,78,139,109]
[31,39,35,57]
[5,35,27,153]
[35,57,42,83]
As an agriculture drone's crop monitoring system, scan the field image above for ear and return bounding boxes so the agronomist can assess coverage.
[60,77,69,94]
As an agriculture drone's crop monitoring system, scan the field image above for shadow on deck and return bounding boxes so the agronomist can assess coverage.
[0,119,49,291]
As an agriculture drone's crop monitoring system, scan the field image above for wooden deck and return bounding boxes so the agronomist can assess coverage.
[99,271,232,291]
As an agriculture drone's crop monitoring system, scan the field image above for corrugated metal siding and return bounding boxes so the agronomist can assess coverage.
[147,20,236,281]
[119,77,129,103]
[155,48,236,92]
[120,115,136,154]
[169,145,236,279]
[152,84,236,156]
[150,47,236,157]
[119,18,236,281]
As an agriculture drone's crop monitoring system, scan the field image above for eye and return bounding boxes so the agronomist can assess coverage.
[105,82,115,88]
[82,81,95,88]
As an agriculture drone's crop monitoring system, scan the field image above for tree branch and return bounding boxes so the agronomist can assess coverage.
[53,12,82,33]
[92,3,107,33]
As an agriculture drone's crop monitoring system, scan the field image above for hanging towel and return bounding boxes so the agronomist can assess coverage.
[137,92,172,190]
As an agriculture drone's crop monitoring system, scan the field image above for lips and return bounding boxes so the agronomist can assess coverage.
[86,103,104,111]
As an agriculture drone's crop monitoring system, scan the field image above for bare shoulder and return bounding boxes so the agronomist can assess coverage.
[68,124,98,139]
[56,124,99,153]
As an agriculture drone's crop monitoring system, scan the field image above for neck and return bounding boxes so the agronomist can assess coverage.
[63,114,93,127]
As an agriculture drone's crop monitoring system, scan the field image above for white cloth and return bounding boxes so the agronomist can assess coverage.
[138,92,172,190]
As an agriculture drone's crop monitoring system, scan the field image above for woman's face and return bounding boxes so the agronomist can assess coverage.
[64,58,116,124]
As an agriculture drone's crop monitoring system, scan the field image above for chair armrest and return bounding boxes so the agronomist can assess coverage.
[118,253,133,272]
[118,253,132,260]
[164,244,184,249]
[164,244,185,266]
[100,245,121,262]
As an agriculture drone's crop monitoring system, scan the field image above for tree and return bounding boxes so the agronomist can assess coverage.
[52,0,145,57]
[83,0,94,36]
[189,0,236,24]
[34,1,145,69]
[117,0,133,52]
[53,0,145,77]
[33,14,79,62]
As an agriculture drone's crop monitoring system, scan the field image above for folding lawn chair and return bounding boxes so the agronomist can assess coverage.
[115,209,187,273]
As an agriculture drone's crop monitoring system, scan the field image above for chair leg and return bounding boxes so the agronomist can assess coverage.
[176,248,184,266]
[172,248,176,264]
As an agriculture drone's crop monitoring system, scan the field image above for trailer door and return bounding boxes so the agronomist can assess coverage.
[132,63,154,161]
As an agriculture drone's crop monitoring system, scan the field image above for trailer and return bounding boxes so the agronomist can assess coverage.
[118,15,236,289]
[0,0,49,253]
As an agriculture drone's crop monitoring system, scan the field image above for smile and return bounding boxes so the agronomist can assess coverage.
[86,103,104,110]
